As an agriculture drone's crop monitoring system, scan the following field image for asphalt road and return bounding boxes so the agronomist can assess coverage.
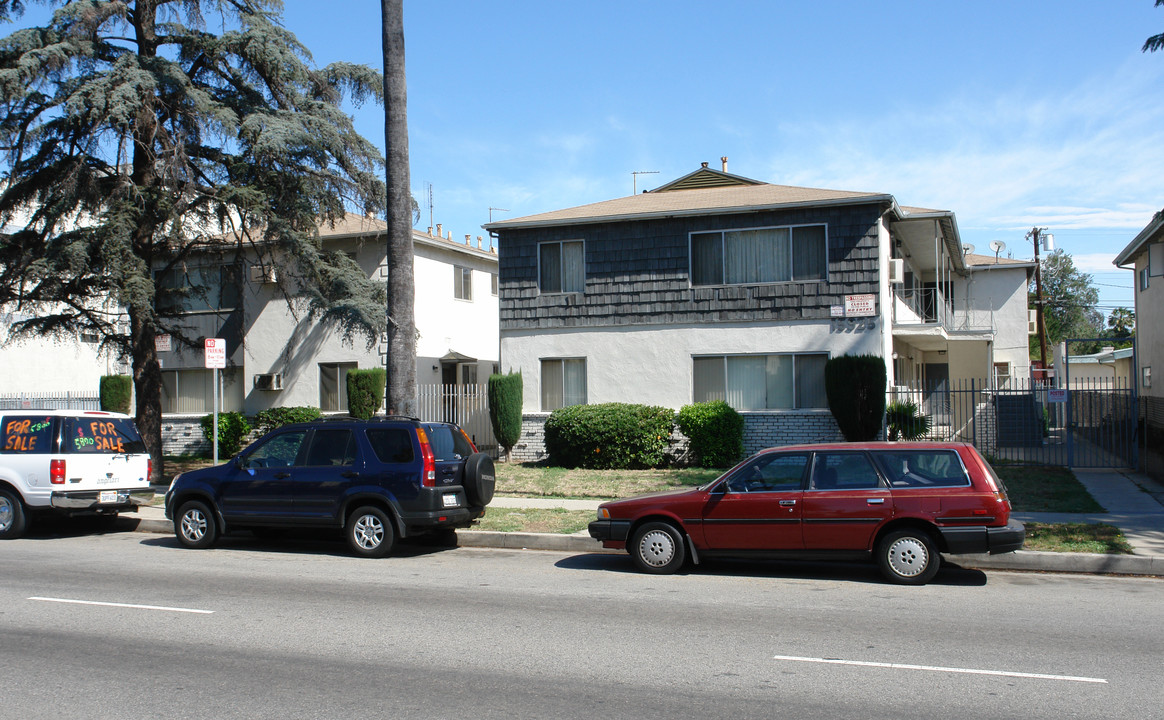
[2,526,1161,719]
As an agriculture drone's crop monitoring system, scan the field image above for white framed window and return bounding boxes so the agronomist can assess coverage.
[155,265,241,314]
[491,272,498,296]
[1150,242,1164,277]
[454,265,472,300]
[693,353,829,410]
[161,368,244,413]
[541,358,587,411]
[1144,366,1152,389]
[319,362,358,412]
[1140,267,1150,291]
[690,224,827,287]
[538,240,584,294]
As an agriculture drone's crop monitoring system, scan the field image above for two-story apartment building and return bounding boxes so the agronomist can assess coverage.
[1115,210,1164,480]
[156,215,499,416]
[486,163,1033,459]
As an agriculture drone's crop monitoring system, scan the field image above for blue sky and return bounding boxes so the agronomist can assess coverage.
[9,1,1164,314]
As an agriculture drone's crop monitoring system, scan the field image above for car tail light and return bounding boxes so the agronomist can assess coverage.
[148,457,153,483]
[50,459,66,484]
[415,427,436,488]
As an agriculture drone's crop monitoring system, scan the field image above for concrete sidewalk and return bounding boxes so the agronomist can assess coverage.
[131,469,1164,577]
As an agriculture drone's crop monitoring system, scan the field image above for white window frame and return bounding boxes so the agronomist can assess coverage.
[540,358,587,411]
[161,368,244,414]
[689,223,828,287]
[538,240,585,294]
[454,265,472,301]
[692,352,829,410]
[319,362,358,412]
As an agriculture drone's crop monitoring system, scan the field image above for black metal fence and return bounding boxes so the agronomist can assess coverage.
[889,377,1137,468]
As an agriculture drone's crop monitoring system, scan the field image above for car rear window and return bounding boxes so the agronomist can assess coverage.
[875,450,970,488]
[366,428,415,464]
[2,416,55,454]
[62,417,147,454]
[422,424,474,462]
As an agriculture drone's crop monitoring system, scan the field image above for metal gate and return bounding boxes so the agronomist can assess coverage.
[889,376,1137,469]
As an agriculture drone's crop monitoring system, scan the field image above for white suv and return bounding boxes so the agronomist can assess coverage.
[0,409,153,539]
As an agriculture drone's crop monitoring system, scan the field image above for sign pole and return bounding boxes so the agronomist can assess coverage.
[205,338,227,464]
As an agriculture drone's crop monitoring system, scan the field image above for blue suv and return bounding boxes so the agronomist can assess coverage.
[165,417,495,558]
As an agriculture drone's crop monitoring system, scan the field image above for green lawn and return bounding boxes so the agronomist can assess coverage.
[991,465,1106,513]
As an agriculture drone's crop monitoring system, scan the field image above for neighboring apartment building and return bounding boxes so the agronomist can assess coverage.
[155,215,499,416]
[485,163,1034,458]
[1114,210,1164,480]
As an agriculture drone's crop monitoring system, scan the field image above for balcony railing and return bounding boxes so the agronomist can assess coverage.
[892,287,995,333]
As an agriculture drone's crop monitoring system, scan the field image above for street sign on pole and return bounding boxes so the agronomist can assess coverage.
[205,339,225,463]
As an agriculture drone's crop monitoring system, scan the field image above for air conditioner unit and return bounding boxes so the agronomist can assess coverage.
[249,264,277,284]
[1028,309,1038,335]
[253,373,283,391]
[888,258,905,284]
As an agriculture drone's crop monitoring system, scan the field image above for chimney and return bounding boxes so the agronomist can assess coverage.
[476,236,483,249]
[426,226,433,236]
[700,162,709,169]
[721,156,728,172]
[436,223,442,238]
[465,234,471,245]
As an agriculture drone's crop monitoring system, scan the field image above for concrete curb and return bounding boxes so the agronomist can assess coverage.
[130,515,1159,576]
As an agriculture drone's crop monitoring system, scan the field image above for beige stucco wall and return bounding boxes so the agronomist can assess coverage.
[1133,250,1163,400]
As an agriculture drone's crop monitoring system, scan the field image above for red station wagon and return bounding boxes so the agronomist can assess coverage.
[588,442,1025,584]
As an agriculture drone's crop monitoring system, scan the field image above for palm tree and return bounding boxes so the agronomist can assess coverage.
[382,0,418,416]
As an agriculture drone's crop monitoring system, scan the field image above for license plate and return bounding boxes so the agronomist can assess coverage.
[98,490,120,504]
[442,494,459,508]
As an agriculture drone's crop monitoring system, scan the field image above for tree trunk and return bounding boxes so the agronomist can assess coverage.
[131,310,165,484]
[381,0,417,416]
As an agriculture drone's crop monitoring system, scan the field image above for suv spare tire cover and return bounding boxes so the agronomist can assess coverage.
[462,453,495,506]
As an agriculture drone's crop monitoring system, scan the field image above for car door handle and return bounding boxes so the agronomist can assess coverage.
[341,471,359,479]
[867,498,885,505]
[779,500,796,507]
[273,472,291,479]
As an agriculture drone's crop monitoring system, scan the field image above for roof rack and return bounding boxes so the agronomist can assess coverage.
[321,415,421,423]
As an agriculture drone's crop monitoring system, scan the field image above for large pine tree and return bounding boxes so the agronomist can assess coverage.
[0,1,387,480]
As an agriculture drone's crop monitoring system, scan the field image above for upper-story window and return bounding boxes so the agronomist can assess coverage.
[539,240,584,293]
[454,265,472,300]
[491,272,498,296]
[155,265,241,314]
[690,225,827,286]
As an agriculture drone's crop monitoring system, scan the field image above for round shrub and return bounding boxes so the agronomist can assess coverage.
[99,375,133,414]
[544,403,673,469]
[346,368,386,419]
[200,411,252,457]
[676,400,744,468]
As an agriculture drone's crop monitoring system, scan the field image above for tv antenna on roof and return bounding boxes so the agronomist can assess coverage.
[632,170,659,194]
[989,240,1006,259]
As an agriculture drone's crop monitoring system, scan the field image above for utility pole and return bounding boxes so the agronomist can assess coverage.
[1028,227,1051,383]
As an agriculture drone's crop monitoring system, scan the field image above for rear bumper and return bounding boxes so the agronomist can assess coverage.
[940,519,1026,555]
[50,487,154,512]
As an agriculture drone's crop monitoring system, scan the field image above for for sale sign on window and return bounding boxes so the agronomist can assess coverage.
[204,338,226,369]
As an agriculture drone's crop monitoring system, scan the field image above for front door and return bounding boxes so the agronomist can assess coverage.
[701,452,809,551]
[801,451,892,550]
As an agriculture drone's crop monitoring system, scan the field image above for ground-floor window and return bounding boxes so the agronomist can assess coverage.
[320,362,358,412]
[541,358,587,411]
[693,353,828,410]
[161,368,244,413]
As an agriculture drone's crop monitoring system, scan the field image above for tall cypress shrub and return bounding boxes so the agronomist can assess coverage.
[488,372,523,460]
[346,368,387,419]
[824,354,887,441]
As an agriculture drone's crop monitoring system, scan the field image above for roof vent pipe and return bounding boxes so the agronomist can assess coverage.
[701,162,709,168]
[476,236,483,249]
[436,223,442,238]
[465,234,471,245]
[721,156,728,172]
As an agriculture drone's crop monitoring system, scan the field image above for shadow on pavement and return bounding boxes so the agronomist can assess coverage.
[555,553,989,586]
[137,528,460,560]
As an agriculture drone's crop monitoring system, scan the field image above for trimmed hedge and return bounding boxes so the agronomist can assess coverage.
[676,400,744,468]
[253,406,322,435]
[200,411,252,457]
[346,368,386,419]
[99,375,132,414]
[825,354,887,442]
[487,372,523,457]
[544,403,674,469]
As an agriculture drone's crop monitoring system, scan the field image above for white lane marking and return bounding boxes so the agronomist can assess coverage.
[772,654,1107,684]
[28,597,213,615]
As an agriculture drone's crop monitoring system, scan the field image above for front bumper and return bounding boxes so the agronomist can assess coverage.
[588,519,631,544]
[940,519,1026,555]
[50,487,155,512]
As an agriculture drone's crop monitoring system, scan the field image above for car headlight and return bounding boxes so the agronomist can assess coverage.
[597,507,611,520]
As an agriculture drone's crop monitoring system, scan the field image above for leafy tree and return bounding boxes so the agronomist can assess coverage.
[381,0,416,416]
[1106,307,1135,337]
[487,371,522,461]
[1030,249,1104,357]
[1144,0,1164,52]
[0,1,386,481]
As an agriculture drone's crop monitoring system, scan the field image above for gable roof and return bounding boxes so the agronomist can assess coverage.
[1114,209,1164,267]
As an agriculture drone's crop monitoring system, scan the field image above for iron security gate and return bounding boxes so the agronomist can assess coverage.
[890,377,1137,469]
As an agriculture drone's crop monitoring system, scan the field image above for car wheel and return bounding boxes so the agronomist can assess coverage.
[461,453,496,507]
[0,488,28,539]
[175,500,219,549]
[877,528,940,585]
[347,506,395,558]
[630,521,686,574]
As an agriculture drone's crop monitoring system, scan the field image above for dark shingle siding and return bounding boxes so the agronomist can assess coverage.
[498,203,883,330]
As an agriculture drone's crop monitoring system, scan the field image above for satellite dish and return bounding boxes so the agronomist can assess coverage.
[963,244,975,256]
[989,240,1006,258]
